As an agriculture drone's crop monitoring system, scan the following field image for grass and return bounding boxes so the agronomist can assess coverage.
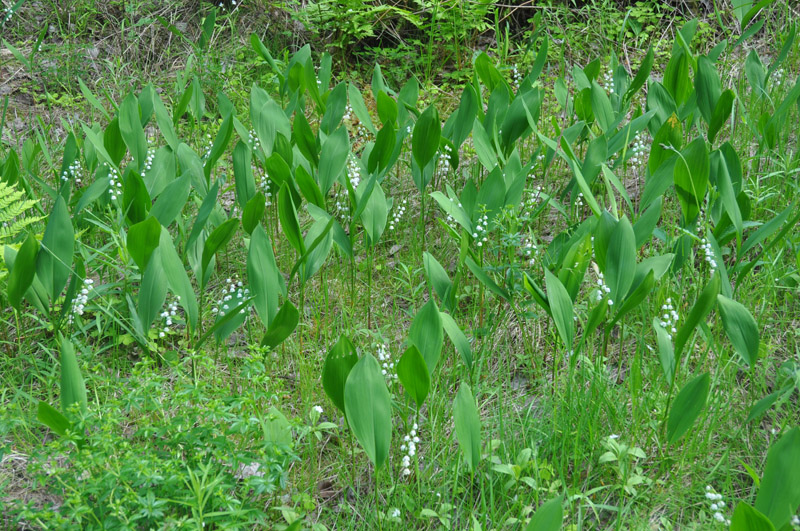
[2,1,800,530]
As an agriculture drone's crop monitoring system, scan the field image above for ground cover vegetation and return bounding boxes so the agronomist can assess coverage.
[1,0,800,528]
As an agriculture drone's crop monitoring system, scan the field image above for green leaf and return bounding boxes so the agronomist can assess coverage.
[344,354,393,470]
[150,173,190,227]
[525,496,563,531]
[730,502,775,531]
[127,216,161,271]
[610,269,654,327]
[278,182,305,255]
[158,230,198,331]
[440,312,472,370]
[667,372,710,445]
[408,299,444,373]
[653,319,675,385]
[36,196,73,302]
[318,126,349,195]
[59,336,87,414]
[717,295,759,368]
[674,273,720,361]
[37,401,70,437]
[292,111,319,168]
[322,335,359,418]
[247,225,283,327]
[7,232,39,311]
[241,192,266,235]
[233,141,255,208]
[201,218,239,287]
[544,268,574,348]
[708,89,735,144]
[138,250,167,332]
[396,345,430,407]
[465,257,510,302]
[260,299,299,349]
[591,81,615,133]
[412,105,441,169]
[755,427,800,529]
[454,383,482,474]
[347,83,376,134]
[423,252,453,311]
[605,216,636,304]
[119,93,148,171]
[673,137,710,224]
[695,56,722,124]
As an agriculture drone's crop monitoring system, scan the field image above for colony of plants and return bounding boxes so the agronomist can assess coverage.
[1,0,799,529]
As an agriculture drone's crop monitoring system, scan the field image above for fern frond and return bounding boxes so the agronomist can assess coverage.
[0,180,42,248]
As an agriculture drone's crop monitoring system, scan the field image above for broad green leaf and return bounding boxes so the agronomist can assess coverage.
[730,503,775,531]
[654,319,676,385]
[667,372,710,445]
[609,269,654,327]
[454,383,482,474]
[36,196,73,302]
[138,249,168,332]
[7,232,38,311]
[126,216,161,272]
[233,141,255,208]
[423,252,453,311]
[260,300,299,349]
[119,92,148,170]
[396,345,430,407]
[150,173,190,227]
[708,89,734,144]
[544,268,574,348]
[408,299,444,373]
[37,401,70,437]
[347,83,376,134]
[441,312,472,370]
[591,81,615,133]
[322,335,359,418]
[674,273,720,360]
[695,56,722,123]
[755,427,800,529]
[247,225,283,327]
[159,230,198,330]
[361,182,389,246]
[292,111,318,168]
[201,218,239,286]
[241,192,266,235]
[345,355,393,470]
[466,257,510,302]
[318,126,349,195]
[278,182,305,255]
[605,216,636,304]
[295,165,325,209]
[717,295,759,368]
[59,336,87,414]
[122,170,150,225]
[525,496,563,531]
[412,105,440,169]
[673,137,710,224]
[634,197,662,247]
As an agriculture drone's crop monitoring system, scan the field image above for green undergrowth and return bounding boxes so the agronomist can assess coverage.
[1,2,800,530]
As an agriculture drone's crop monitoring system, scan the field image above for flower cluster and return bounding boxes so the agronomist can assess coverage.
[704,486,730,526]
[158,297,180,338]
[258,168,273,206]
[141,148,156,178]
[400,422,419,477]
[68,278,94,324]
[699,238,717,271]
[511,65,523,87]
[472,213,490,247]
[520,236,538,267]
[595,271,613,305]
[441,143,456,169]
[202,133,214,159]
[791,514,799,529]
[389,198,407,231]
[376,343,396,381]
[61,159,84,186]
[347,154,361,189]
[603,67,615,94]
[107,164,122,201]
[2,5,12,24]
[333,188,351,224]
[628,134,648,166]
[248,129,260,151]
[659,298,679,338]
[211,277,250,316]
[575,192,585,210]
